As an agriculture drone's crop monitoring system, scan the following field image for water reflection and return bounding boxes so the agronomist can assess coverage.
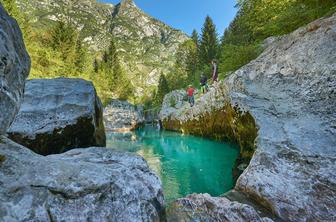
[106,125,239,202]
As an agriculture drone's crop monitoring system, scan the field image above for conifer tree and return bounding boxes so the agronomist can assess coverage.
[74,38,86,74]
[199,16,219,66]
[51,21,77,61]
[103,40,119,88]
[101,39,134,100]
[155,73,170,106]
[191,29,199,47]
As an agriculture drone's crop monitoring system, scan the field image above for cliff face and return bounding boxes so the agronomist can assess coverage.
[16,0,189,96]
[0,3,30,134]
[161,14,336,222]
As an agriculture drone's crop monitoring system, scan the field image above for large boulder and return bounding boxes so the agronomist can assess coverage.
[0,4,30,134]
[0,136,164,221]
[104,99,144,132]
[7,78,106,155]
[161,14,336,222]
[167,194,273,222]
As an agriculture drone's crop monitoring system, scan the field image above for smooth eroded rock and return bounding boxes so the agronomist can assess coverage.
[0,136,164,221]
[104,99,144,132]
[161,14,336,222]
[166,194,273,222]
[7,78,106,155]
[0,4,30,134]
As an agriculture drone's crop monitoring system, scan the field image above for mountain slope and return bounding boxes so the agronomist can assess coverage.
[16,0,189,96]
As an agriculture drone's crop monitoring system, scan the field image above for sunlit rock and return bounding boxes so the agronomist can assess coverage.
[167,194,273,222]
[104,99,144,132]
[7,78,106,155]
[0,136,164,221]
[162,14,336,222]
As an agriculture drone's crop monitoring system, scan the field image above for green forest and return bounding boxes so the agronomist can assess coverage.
[1,0,335,106]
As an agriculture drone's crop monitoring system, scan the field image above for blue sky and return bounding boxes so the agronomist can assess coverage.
[101,0,238,36]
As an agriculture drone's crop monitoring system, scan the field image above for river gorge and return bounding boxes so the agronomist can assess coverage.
[0,2,335,221]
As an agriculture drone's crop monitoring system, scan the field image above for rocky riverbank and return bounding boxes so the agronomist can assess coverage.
[0,5,164,221]
[0,137,164,221]
[104,99,145,132]
[161,14,336,222]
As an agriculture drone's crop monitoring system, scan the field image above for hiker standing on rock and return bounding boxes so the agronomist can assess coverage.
[211,59,218,82]
[200,74,209,94]
[186,85,195,107]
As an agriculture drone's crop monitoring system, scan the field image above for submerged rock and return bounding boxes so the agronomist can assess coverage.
[0,136,164,221]
[0,5,30,135]
[104,99,144,132]
[7,78,106,155]
[161,14,336,222]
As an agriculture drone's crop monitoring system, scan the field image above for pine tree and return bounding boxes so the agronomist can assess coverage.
[155,73,170,106]
[74,38,86,74]
[191,29,199,47]
[101,39,134,100]
[51,21,77,61]
[103,40,119,88]
[199,16,219,67]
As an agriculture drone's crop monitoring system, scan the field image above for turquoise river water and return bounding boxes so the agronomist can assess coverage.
[106,125,239,203]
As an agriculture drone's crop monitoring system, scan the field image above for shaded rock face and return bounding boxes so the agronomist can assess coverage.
[104,100,144,132]
[7,78,106,155]
[166,194,273,222]
[144,110,158,124]
[0,136,164,221]
[0,5,30,135]
[161,14,336,222]
[160,85,257,160]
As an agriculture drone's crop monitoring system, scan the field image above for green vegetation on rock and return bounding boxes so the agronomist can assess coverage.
[162,103,258,161]
[167,0,336,89]
[218,0,336,75]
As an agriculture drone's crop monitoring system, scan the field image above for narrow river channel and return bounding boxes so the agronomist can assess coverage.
[106,125,239,203]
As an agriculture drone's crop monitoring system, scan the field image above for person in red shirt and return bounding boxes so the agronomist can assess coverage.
[187,85,195,107]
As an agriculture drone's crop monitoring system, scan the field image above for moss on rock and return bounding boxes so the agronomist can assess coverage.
[163,103,257,158]
[162,102,258,179]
